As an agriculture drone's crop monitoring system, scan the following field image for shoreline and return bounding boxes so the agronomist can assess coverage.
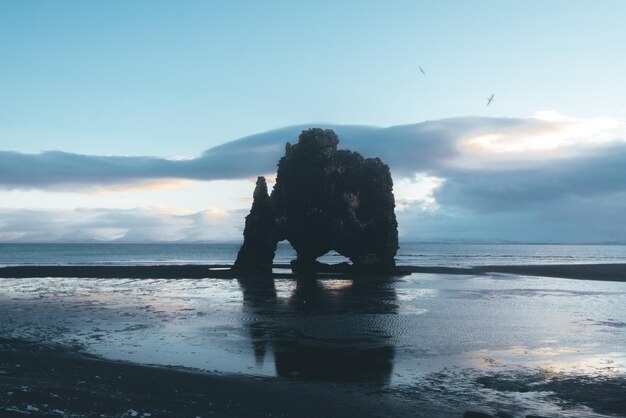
[2,268,625,417]
[0,263,625,281]
[0,338,444,418]
[2,338,624,417]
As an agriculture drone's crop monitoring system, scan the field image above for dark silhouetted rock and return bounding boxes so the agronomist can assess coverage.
[235,128,398,272]
[234,176,277,271]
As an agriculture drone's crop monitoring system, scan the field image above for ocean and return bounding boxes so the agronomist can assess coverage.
[1,242,625,267]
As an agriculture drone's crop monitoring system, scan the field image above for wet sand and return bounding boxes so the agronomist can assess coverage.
[2,338,625,417]
[0,338,440,418]
[1,266,625,417]
[1,262,625,281]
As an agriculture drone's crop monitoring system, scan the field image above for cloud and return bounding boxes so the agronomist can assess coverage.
[435,143,626,213]
[459,111,622,160]
[394,174,445,212]
[0,206,244,243]
[87,179,199,195]
[3,114,622,191]
[2,113,626,243]
[398,191,626,243]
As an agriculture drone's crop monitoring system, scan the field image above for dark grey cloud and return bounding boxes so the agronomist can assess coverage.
[0,151,178,189]
[434,144,626,212]
[0,117,550,190]
[398,191,626,243]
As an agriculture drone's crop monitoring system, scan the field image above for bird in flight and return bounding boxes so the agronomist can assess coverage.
[486,94,494,106]
[419,66,426,75]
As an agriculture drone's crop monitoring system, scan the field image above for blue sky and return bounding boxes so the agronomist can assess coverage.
[2,1,626,243]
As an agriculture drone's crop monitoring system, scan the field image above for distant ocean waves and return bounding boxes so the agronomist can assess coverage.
[0,243,624,267]
[396,243,626,267]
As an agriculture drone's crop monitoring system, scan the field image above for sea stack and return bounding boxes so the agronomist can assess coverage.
[233,176,277,271]
[235,128,398,272]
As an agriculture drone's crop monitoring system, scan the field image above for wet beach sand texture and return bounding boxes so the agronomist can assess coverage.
[1,263,625,281]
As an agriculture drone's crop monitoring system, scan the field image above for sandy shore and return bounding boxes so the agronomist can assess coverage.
[0,263,625,281]
[0,338,445,418]
[2,338,625,417]
[1,263,625,417]
[408,263,626,282]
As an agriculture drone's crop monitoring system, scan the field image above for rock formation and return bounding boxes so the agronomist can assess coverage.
[233,176,277,271]
[235,128,398,272]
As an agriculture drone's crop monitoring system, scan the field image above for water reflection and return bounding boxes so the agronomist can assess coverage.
[237,275,397,383]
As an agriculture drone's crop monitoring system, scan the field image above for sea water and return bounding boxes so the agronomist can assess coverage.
[1,242,625,266]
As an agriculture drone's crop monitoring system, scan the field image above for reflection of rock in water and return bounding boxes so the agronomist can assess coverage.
[275,342,394,383]
[237,276,396,383]
[238,276,277,366]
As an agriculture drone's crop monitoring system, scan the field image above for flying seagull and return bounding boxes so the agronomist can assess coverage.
[419,66,426,75]
[486,94,494,106]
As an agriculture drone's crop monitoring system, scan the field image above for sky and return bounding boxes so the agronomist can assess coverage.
[1,0,626,243]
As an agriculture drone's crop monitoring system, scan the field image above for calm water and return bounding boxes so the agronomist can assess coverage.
[1,243,625,417]
[1,242,625,266]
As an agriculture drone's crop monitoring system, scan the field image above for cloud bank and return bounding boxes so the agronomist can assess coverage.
[4,114,620,190]
[2,113,626,243]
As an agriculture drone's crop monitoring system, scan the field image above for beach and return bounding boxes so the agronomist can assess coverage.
[2,338,624,418]
[1,338,432,418]
[1,262,626,281]
[1,259,625,417]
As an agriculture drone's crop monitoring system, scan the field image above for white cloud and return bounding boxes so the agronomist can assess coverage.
[0,178,259,213]
[0,206,243,243]
[459,111,623,161]
[87,179,199,195]
[393,173,445,212]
